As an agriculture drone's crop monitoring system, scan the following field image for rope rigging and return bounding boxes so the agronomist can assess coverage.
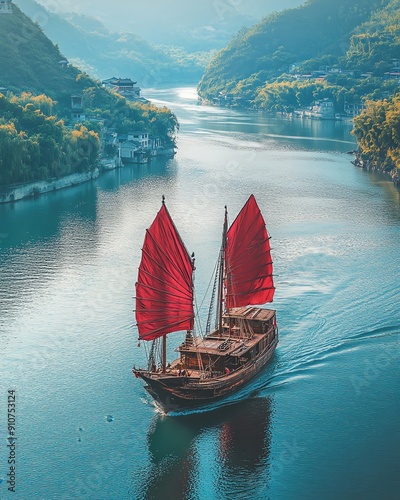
[205,257,220,337]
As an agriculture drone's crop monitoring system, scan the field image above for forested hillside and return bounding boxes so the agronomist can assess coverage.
[0,4,178,188]
[0,4,81,97]
[198,0,399,112]
[353,95,400,178]
[0,94,100,186]
[197,0,400,177]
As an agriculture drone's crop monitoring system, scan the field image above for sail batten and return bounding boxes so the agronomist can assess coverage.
[136,281,192,299]
[143,230,193,281]
[138,266,193,293]
[225,195,275,309]
[135,203,194,341]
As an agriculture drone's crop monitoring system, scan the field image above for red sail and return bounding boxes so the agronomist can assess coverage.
[135,203,194,341]
[225,195,275,309]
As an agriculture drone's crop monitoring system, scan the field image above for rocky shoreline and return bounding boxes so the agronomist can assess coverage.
[0,147,177,204]
[0,169,100,204]
[351,151,399,187]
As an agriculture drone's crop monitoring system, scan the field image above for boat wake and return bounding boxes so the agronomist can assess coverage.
[257,322,400,394]
[160,322,400,416]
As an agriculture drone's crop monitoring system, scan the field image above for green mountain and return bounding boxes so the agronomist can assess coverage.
[14,0,211,84]
[196,0,400,177]
[345,0,400,73]
[0,3,82,98]
[0,3,178,188]
[198,0,399,108]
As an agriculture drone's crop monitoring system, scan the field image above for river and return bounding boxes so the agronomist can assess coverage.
[0,87,399,500]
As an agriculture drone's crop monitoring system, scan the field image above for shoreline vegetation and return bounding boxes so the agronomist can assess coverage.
[351,95,400,186]
[2,91,400,204]
[351,152,400,187]
[0,4,179,203]
[2,1,400,202]
[0,90,179,204]
[196,0,400,187]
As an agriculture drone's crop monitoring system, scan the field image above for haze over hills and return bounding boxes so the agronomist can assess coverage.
[15,0,212,85]
[14,0,310,85]
[34,0,305,49]
[0,3,82,98]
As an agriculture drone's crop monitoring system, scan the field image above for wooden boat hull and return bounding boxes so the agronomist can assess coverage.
[135,334,278,413]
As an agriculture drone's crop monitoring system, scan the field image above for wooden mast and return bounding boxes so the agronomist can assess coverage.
[161,193,167,374]
[162,335,166,373]
[217,206,228,333]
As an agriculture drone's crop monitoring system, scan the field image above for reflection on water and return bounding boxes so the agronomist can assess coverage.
[0,87,399,500]
[365,170,400,218]
[147,87,355,152]
[140,397,272,499]
[0,158,174,319]
[0,157,173,250]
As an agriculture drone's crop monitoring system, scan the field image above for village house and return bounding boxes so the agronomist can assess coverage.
[390,58,400,71]
[344,101,366,117]
[309,98,335,119]
[384,71,400,83]
[101,77,118,88]
[148,136,162,156]
[71,95,85,121]
[101,77,149,103]
[293,74,313,81]
[120,140,147,164]
[127,131,148,148]
[59,59,69,69]
[289,62,303,73]
[0,0,12,14]
[118,131,165,164]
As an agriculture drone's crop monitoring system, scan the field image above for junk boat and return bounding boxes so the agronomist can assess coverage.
[133,195,278,413]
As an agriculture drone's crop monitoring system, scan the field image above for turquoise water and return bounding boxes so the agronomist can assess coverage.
[0,87,399,499]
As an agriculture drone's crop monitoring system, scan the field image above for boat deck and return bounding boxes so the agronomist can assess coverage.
[178,333,264,357]
[177,307,276,357]
[167,361,205,379]
[167,359,245,380]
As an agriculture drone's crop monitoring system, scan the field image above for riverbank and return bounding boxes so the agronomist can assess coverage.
[199,96,355,122]
[351,152,400,187]
[0,169,99,204]
[0,147,177,204]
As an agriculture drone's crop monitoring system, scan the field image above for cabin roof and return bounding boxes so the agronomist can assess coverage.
[227,307,275,321]
[177,307,275,357]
